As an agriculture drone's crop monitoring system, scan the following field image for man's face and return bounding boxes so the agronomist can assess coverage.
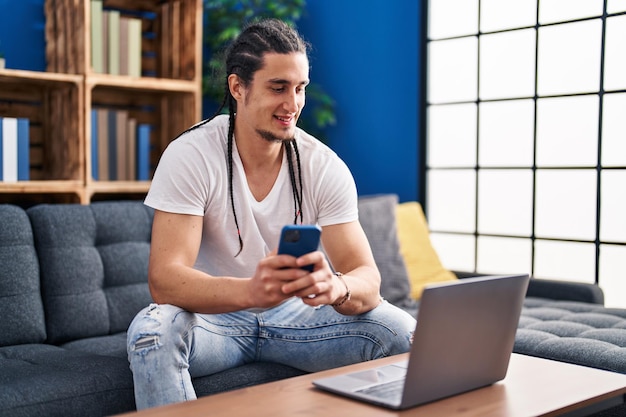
[234,52,310,142]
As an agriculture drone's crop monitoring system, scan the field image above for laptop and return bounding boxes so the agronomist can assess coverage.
[312,274,530,410]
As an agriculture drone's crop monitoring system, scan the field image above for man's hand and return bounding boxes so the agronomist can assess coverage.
[251,250,344,308]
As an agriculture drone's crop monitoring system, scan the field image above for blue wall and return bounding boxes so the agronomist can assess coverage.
[298,0,420,202]
[0,0,46,71]
[0,0,421,202]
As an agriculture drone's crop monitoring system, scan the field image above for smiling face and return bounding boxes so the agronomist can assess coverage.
[230,52,310,143]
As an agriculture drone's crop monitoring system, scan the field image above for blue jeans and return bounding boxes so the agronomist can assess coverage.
[127,298,416,410]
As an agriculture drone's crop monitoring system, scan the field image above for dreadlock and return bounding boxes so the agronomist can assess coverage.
[181,19,309,256]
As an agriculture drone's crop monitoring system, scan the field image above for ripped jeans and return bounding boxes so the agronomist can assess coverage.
[126,297,416,410]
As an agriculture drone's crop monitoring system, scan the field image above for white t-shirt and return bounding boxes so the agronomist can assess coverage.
[145,115,358,279]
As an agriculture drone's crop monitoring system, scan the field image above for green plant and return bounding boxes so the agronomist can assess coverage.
[203,0,336,141]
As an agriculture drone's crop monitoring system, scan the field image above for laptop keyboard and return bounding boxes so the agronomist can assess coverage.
[356,378,404,402]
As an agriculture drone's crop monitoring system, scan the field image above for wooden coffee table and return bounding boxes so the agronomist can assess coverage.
[117,353,626,417]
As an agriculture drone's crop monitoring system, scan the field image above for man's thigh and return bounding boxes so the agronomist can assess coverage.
[187,308,261,377]
[256,299,415,372]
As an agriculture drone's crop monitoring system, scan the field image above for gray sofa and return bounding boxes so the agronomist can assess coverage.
[1,195,625,416]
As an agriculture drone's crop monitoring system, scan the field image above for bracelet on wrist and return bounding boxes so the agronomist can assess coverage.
[331,272,351,307]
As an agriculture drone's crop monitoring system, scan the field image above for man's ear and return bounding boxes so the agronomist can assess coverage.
[228,74,243,100]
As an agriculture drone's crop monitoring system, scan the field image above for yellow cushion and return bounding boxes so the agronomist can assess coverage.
[396,202,457,300]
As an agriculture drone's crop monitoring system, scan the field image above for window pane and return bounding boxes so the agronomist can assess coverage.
[537,20,602,96]
[539,0,603,24]
[477,236,532,275]
[534,240,596,283]
[428,104,476,167]
[602,93,626,166]
[430,233,476,272]
[479,29,536,100]
[600,244,626,308]
[480,0,537,32]
[427,170,476,233]
[479,100,535,167]
[428,38,478,104]
[608,0,626,13]
[600,170,626,243]
[429,0,478,40]
[536,96,599,167]
[535,169,597,240]
[604,15,626,92]
[478,170,533,236]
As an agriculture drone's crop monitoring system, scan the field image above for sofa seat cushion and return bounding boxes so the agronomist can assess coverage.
[0,344,135,416]
[193,362,307,397]
[515,297,626,374]
[61,333,129,358]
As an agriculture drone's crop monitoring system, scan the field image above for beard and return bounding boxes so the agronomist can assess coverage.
[256,128,295,143]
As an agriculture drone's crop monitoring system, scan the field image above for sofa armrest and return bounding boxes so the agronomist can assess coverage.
[525,278,604,305]
[452,271,605,305]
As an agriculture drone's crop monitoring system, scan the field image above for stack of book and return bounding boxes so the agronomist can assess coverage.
[0,117,30,182]
[91,109,151,181]
[90,0,142,76]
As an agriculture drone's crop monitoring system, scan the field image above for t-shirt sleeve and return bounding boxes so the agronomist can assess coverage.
[144,138,209,216]
[315,155,359,227]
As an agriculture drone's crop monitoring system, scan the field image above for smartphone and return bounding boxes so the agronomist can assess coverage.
[277,224,321,272]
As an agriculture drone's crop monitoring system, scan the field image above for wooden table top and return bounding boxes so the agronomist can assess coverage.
[116,353,626,417]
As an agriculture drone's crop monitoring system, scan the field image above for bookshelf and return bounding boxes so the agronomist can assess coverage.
[0,0,202,206]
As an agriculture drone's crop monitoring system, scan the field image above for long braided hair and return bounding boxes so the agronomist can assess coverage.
[181,19,309,256]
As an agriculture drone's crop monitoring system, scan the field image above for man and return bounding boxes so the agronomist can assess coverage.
[127,18,415,410]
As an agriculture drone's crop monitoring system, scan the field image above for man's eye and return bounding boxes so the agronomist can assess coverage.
[272,87,285,93]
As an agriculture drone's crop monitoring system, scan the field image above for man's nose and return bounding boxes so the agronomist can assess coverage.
[284,91,300,112]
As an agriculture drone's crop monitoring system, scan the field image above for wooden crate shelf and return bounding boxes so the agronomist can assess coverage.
[0,0,202,205]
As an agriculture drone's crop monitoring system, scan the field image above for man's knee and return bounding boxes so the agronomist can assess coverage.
[127,304,188,358]
[366,301,416,354]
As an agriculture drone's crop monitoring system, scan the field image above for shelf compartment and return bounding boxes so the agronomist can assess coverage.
[47,0,202,82]
[87,85,197,184]
[0,71,84,182]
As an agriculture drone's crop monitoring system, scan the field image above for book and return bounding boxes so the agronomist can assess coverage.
[107,110,117,179]
[17,118,29,181]
[119,16,129,75]
[107,10,120,75]
[91,109,98,179]
[116,110,128,180]
[2,118,18,182]
[0,117,29,182]
[136,123,151,181]
[127,117,137,180]
[128,17,142,77]
[90,0,104,73]
[97,108,109,180]
[102,10,109,73]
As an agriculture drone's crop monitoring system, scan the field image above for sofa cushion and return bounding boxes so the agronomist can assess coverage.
[193,362,307,397]
[0,344,135,416]
[27,201,154,344]
[395,201,457,299]
[0,205,46,346]
[358,195,417,312]
[515,297,626,374]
